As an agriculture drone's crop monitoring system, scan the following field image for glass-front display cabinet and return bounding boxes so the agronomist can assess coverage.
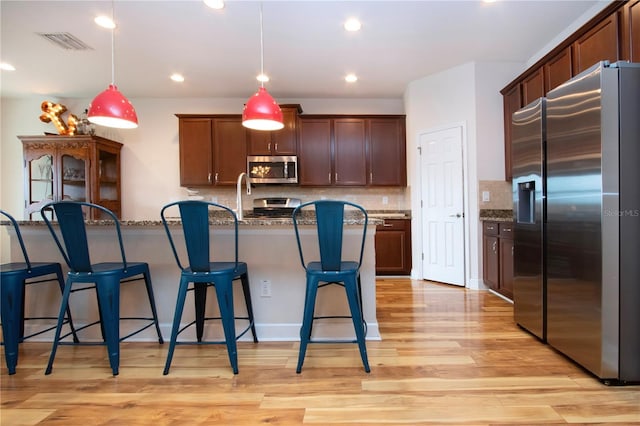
[19,135,122,220]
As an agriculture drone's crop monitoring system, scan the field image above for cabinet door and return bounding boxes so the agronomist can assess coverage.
[213,118,247,185]
[522,68,544,106]
[573,12,619,74]
[368,118,406,186]
[375,219,411,275]
[621,0,640,61]
[499,237,514,299]
[544,46,573,93]
[179,118,213,186]
[483,222,500,290]
[334,118,366,186]
[247,106,298,155]
[24,149,54,217]
[483,235,499,290]
[272,107,298,154]
[95,145,121,218]
[247,130,272,156]
[58,144,90,204]
[298,118,332,186]
[502,85,522,181]
[498,223,514,299]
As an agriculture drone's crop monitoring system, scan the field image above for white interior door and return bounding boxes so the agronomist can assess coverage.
[420,126,465,286]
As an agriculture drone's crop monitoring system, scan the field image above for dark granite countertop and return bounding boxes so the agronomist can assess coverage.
[3,209,410,228]
[479,209,513,222]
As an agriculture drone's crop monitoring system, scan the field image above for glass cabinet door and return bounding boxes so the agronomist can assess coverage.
[98,150,118,201]
[27,153,54,215]
[60,153,88,202]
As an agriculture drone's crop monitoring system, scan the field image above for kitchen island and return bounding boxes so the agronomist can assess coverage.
[2,216,381,342]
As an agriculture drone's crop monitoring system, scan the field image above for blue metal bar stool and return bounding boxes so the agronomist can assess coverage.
[0,209,78,375]
[160,200,257,375]
[292,200,370,373]
[40,201,164,375]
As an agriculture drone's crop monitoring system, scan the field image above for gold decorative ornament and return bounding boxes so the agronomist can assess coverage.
[39,101,78,135]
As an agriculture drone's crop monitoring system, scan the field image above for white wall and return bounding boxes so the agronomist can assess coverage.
[404,61,522,289]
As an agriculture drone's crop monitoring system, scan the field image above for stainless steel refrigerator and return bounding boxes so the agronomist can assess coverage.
[512,97,546,342]
[545,61,640,383]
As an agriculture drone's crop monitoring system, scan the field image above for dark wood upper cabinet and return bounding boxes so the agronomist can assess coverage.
[502,1,628,182]
[502,85,521,181]
[368,118,407,186]
[178,117,213,186]
[176,114,247,187]
[247,104,301,155]
[621,0,640,61]
[213,117,248,185]
[573,12,619,74]
[334,118,367,186]
[522,68,544,106]
[298,118,332,186]
[298,115,406,187]
[544,46,573,93]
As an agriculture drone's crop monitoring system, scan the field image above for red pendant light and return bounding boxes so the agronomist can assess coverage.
[242,3,283,131]
[88,84,138,129]
[242,87,283,131]
[88,2,138,129]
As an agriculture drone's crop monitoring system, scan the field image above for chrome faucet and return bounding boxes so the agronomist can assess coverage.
[236,172,251,221]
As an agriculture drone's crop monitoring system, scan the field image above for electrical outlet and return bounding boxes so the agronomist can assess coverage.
[482,191,490,202]
[260,279,271,297]
[382,196,389,205]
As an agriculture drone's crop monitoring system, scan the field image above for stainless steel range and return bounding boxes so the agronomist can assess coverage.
[252,197,301,218]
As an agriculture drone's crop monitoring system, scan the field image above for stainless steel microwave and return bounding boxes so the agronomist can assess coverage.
[247,155,298,184]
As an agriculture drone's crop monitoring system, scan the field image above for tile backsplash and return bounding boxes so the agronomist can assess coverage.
[181,186,411,211]
[478,180,512,210]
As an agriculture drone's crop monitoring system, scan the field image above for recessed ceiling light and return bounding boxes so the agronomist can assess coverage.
[1,62,16,71]
[344,18,361,32]
[345,74,358,83]
[170,73,185,83]
[256,73,270,83]
[204,0,225,10]
[94,15,116,29]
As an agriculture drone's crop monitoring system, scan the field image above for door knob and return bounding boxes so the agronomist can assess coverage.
[449,213,462,218]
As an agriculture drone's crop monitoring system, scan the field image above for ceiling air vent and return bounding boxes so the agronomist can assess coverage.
[37,32,93,50]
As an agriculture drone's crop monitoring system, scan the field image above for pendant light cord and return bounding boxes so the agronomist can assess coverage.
[259,2,264,88]
[111,0,116,85]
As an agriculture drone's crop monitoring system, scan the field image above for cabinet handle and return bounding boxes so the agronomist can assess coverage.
[512,246,514,256]
[492,241,497,252]
[335,173,338,182]
[274,143,278,152]
[214,173,218,183]
[208,172,212,183]
[328,173,332,183]
[370,172,373,182]
[268,142,271,151]
[383,223,394,227]
[503,227,511,232]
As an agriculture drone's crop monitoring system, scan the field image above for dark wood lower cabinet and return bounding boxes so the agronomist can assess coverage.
[375,218,411,275]
[483,221,513,300]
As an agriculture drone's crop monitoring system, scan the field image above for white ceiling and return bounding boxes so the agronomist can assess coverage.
[1,0,604,100]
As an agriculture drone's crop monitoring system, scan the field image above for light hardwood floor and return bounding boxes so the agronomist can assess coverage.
[1,278,639,425]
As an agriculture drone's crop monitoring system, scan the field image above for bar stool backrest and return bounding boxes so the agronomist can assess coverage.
[41,201,128,273]
[160,200,239,273]
[293,200,368,272]
[0,209,32,269]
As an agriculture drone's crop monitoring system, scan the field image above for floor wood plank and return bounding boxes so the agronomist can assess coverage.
[2,278,639,425]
